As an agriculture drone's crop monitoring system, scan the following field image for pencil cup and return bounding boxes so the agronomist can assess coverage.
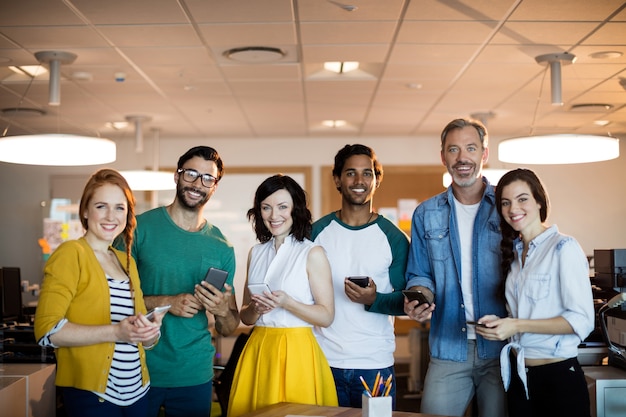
[362,394,392,417]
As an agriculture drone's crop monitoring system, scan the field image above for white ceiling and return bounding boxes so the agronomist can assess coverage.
[1,0,625,146]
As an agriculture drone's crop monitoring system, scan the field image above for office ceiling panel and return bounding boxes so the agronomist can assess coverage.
[0,0,624,143]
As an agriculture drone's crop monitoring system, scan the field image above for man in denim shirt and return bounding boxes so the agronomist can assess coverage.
[404,118,508,417]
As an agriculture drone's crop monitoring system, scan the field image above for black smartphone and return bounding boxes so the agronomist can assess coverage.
[466,321,487,327]
[402,290,430,306]
[203,267,229,293]
[347,276,369,288]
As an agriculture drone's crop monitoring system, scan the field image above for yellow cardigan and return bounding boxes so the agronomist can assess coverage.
[34,237,150,393]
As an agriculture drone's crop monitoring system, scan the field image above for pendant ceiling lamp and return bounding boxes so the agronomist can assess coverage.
[497,51,620,165]
[0,51,117,166]
[126,115,152,153]
[120,170,174,191]
[534,52,576,106]
[120,128,175,191]
[34,50,77,106]
[0,134,116,166]
[498,134,619,164]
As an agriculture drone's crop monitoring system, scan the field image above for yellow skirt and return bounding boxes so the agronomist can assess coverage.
[227,326,338,417]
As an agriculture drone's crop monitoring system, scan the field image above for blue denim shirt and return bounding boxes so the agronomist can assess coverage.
[406,178,507,361]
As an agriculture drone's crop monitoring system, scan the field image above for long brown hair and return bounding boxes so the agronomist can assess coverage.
[79,169,137,272]
[495,168,549,281]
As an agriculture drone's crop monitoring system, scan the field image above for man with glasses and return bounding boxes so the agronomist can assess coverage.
[118,146,240,417]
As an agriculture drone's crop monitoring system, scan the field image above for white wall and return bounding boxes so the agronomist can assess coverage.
[1,134,625,308]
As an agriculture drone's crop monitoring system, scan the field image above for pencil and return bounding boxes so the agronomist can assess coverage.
[372,372,381,396]
[359,376,372,396]
[383,381,392,397]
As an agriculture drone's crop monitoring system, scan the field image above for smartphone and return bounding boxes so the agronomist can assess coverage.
[248,283,272,296]
[402,290,430,307]
[203,267,229,293]
[145,305,171,322]
[346,276,369,288]
[466,321,487,327]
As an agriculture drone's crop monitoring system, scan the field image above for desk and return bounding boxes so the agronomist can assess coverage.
[0,363,56,417]
[239,402,448,417]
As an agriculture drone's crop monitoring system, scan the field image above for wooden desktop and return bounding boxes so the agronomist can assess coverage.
[239,402,449,417]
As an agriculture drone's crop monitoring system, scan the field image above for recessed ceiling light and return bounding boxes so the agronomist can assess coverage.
[223,46,285,63]
[106,121,129,130]
[8,65,47,77]
[324,62,359,74]
[593,120,610,126]
[322,120,347,128]
[589,51,623,59]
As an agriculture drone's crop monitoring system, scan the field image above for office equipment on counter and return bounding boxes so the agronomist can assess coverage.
[593,249,626,293]
[1,267,23,323]
[599,293,626,371]
[1,323,54,363]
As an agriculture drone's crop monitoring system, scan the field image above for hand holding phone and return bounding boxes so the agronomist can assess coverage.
[203,267,229,294]
[248,283,272,296]
[145,305,171,322]
[402,290,430,307]
[346,276,369,288]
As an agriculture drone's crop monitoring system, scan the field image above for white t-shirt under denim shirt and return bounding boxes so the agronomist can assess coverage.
[454,196,480,339]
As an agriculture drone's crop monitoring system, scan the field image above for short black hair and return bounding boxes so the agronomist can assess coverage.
[177,146,224,181]
[332,144,383,183]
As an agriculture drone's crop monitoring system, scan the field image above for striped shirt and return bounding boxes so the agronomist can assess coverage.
[100,277,149,406]
[39,276,149,405]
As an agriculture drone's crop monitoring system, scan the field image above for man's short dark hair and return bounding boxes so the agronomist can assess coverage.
[177,146,224,181]
[332,144,383,184]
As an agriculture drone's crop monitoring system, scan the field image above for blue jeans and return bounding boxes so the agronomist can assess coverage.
[330,366,396,409]
[146,381,213,417]
[420,339,506,417]
[61,387,150,417]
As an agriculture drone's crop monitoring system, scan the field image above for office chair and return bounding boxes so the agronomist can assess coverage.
[213,330,251,417]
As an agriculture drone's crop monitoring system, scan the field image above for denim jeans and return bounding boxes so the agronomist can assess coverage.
[330,365,396,409]
[146,381,213,417]
[420,339,506,417]
[61,387,150,417]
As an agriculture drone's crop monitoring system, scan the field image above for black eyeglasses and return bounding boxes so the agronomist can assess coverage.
[176,168,218,188]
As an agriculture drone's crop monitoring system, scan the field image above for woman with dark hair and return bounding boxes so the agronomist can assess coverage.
[34,169,165,417]
[476,168,594,417]
[227,174,338,416]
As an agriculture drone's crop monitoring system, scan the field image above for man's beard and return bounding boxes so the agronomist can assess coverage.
[450,163,480,188]
[177,185,209,210]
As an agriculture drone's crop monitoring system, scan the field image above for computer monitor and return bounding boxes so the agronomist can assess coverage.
[0,267,23,322]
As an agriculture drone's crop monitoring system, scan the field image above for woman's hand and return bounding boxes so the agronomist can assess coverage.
[251,289,283,314]
[475,315,516,341]
[119,315,162,345]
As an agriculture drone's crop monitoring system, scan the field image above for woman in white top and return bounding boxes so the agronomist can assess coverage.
[477,168,594,417]
[227,174,338,417]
